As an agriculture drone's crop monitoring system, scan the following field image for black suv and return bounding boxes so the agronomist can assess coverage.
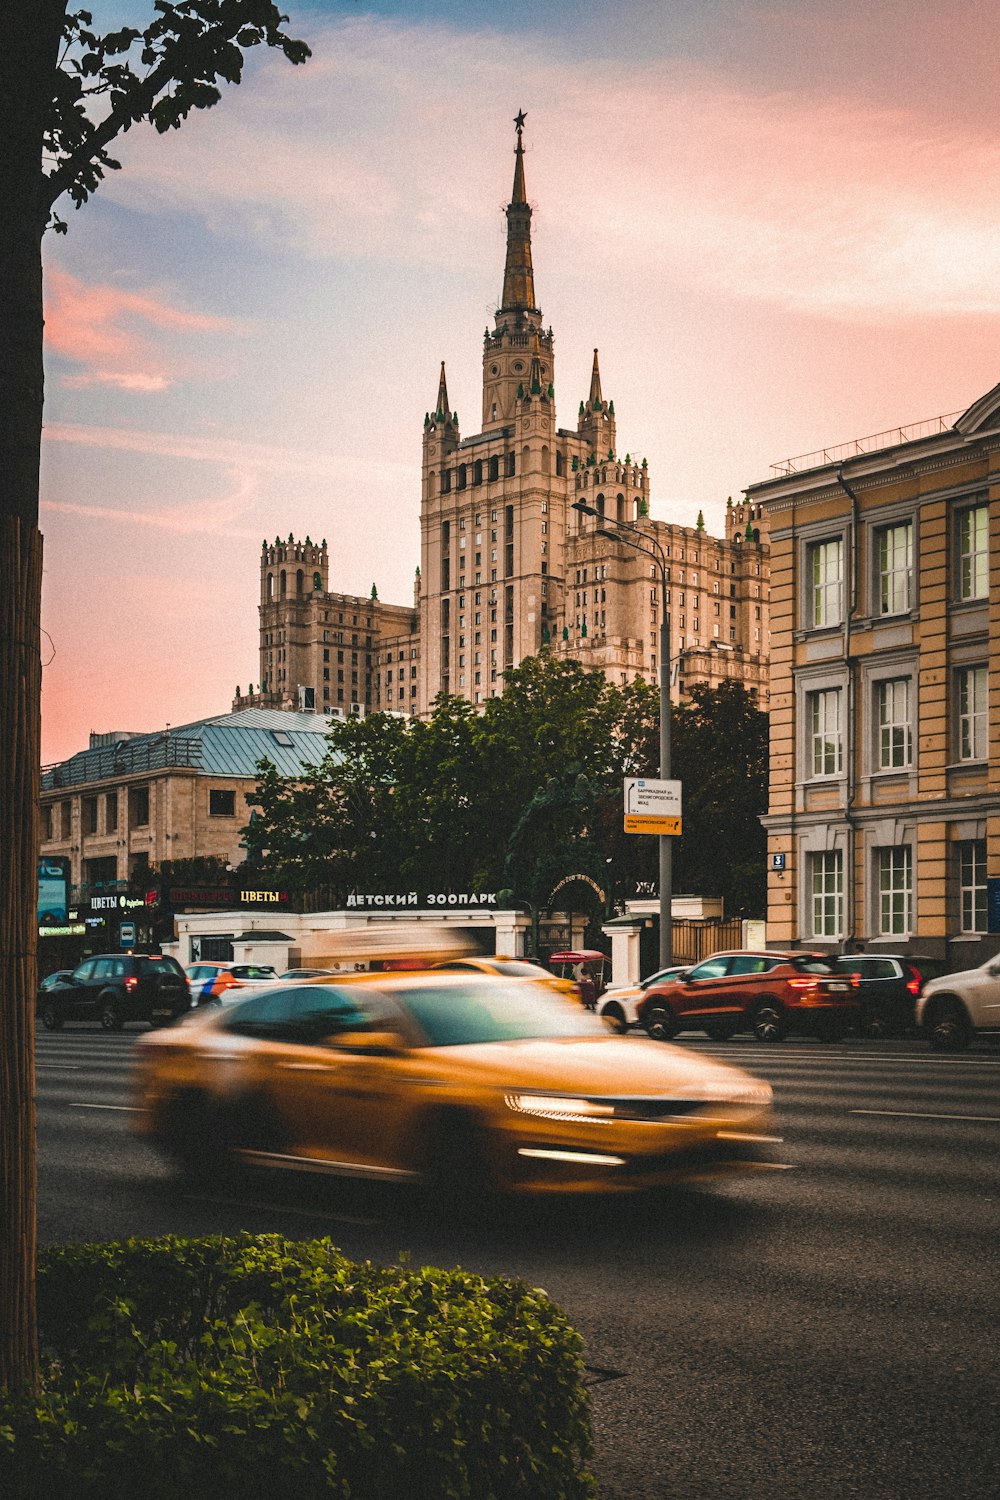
[834,953,949,1037]
[38,954,190,1031]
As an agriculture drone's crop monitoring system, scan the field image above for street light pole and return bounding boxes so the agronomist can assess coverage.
[658,597,671,970]
[572,501,672,967]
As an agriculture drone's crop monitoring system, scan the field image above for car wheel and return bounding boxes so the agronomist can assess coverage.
[643,1003,677,1042]
[927,999,972,1052]
[601,1002,627,1034]
[162,1091,232,1183]
[226,1093,288,1159]
[704,1021,737,1041]
[860,1005,891,1040]
[40,1004,64,1031]
[99,999,123,1032]
[418,1109,494,1216]
[751,1002,786,1043]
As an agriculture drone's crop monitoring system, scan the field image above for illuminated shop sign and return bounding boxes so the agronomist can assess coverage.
[346,892,498,908]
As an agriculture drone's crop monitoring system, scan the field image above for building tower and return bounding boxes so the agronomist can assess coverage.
[250,114,769,721]
[419,112,590,706]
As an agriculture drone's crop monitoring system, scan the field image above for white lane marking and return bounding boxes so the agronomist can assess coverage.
[36,1064,81,1070]
[699,1047,1000,1066]
[851,1109,1000,1122]
[68,1103,137,1112]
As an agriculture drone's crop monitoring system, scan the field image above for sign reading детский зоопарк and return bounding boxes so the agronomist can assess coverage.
[623,777,682,835]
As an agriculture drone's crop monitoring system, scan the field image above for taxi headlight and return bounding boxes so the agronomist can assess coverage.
[698,1082,773,1107]
[504,1093,616,1122]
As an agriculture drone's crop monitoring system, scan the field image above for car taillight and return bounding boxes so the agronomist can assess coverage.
[786,977,817,989]
[906,977,921,994]
[125,976,138,990]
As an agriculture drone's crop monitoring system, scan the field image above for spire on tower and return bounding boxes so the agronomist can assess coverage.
[588,349,603,410]
[500,110,537,312]
[435,361,450,419]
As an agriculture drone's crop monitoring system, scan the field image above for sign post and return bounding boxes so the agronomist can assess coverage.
[623,777,682,836]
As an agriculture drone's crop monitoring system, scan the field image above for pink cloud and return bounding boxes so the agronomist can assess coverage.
[44,267,238,391]
[102,15,1000,321]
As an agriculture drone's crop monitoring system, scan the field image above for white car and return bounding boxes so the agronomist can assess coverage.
[916,957,1000,1050]
[598,965,687,1034]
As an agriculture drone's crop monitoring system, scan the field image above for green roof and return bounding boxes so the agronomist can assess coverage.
[42,709,334,790]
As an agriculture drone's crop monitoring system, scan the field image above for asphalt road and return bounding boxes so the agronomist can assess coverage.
[35,1026,1000,1499]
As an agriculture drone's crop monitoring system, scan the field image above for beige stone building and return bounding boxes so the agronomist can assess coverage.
[747,385,1000,964]
[242,117,769,718]
[40,709,332,899]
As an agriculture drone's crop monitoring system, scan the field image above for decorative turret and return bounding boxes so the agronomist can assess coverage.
[424,360,460,463]
[260,533,328,605]
[577,348,616,453]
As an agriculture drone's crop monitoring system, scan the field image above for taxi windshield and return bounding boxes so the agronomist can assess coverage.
[392,980,604,1047]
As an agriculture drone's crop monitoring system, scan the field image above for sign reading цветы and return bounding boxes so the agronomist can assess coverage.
[623,777,682,835]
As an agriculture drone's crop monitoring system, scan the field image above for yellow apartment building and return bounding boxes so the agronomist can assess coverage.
[745,382,1000,965]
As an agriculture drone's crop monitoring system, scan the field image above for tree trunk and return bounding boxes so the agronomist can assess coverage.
[0,0,66,1392]
[0,521,42,1393]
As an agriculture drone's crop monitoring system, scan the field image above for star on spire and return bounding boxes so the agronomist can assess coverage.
[514,109,526,133]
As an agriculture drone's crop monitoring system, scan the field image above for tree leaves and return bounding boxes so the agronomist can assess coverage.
[41,2,311,228]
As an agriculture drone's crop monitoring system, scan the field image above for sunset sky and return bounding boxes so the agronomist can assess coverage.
[40,0,1000,762]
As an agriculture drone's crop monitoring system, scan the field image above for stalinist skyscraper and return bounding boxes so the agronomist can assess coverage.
[246,115,768,720]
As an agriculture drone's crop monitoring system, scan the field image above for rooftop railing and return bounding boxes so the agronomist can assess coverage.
[770,411,964,477]
[42,734,202,791]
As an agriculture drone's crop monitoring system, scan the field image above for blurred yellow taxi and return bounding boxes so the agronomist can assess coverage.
[131,972,779,1198]
[432,954,578,999]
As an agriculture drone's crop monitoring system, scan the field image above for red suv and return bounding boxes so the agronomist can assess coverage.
[637,951,859,1043]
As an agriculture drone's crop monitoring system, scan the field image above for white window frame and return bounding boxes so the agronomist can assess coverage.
[810,850,844,939]
[958,839,987,934]
[876,520,913,616]
[807,538,843,629]
[956,664,987,762]
[876,677,912,770]
[808,688,843,778]
[877,845,912,936]
[957,504,988,602]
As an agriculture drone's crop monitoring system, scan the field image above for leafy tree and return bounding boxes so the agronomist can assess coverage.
[242,657,663,914]
[242,711,413,900]
[0,1,309,1392]
[670,680,769,915]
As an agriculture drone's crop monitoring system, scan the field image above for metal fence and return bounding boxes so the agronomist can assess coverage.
[671,918,743,964]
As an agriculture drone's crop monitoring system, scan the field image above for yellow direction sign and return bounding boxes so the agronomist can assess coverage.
[623,777,682,836]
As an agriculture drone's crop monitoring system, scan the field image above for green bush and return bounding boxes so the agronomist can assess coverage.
[0,1234,594,1499]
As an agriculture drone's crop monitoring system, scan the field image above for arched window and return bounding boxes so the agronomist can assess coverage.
[296,569,304,595]
[541,445,550,474]
[596,493,606,519]
[522,444,531,473]
[313,572,322,592]
[266,573,274,600]
[489,455,500,482]
[473,459,483,486]
[616,492,625,522]
[457,464,467,490]
[507,451,516,478]
[280,570,287,596]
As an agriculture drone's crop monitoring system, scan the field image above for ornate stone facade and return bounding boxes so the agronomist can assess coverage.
[240,118,769,719]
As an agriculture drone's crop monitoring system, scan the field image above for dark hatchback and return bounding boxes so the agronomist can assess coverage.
[834,954,947,1037]
[38,954,190,1031]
